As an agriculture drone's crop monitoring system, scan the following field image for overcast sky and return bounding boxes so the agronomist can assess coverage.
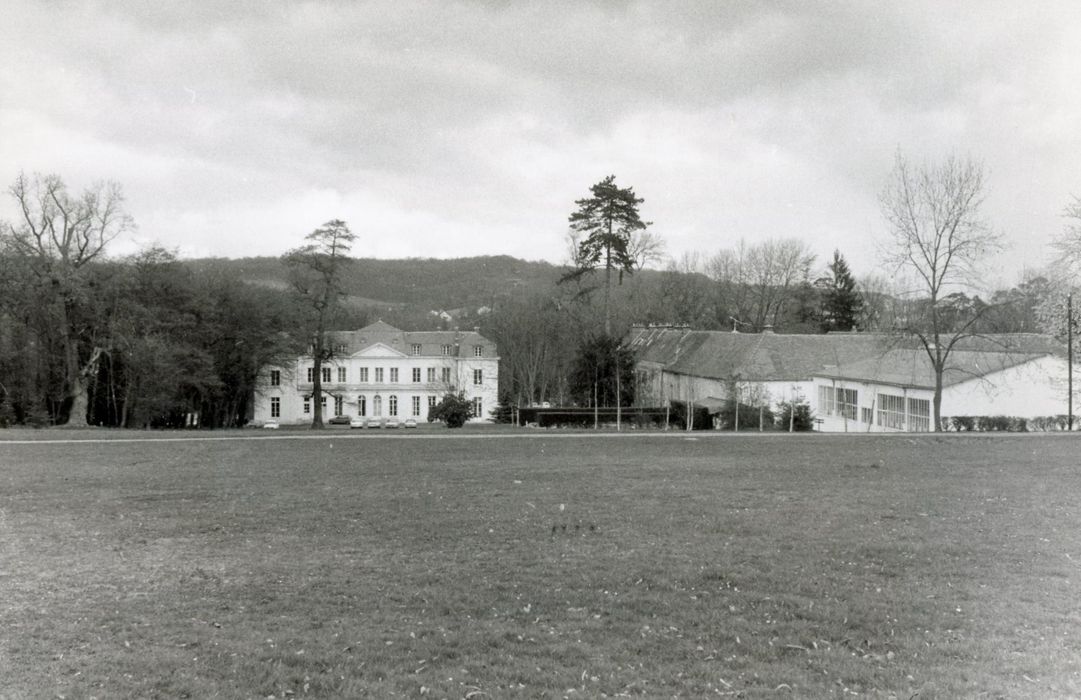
[3,1,1080,287]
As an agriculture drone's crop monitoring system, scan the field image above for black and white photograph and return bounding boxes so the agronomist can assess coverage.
[2,1,1080,696]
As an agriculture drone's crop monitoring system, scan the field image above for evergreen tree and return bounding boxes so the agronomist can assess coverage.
[820,250,863,332]
[568,335,635,408]
[561,175,651,336]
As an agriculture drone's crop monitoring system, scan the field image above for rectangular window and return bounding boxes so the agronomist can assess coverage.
[428,395,437,409]
[473,369,483,385]
[441,367,451,383]
[818,385,835,416]
[472,397,482,419]
[321,396,326,410]
[337,367,346,383]
[412,396,421,416]
[441,344,452,356]
[334,396,343,416]
[359,367,369,382]
[907,397,931,432]
[358,396,366,416]
[427,367,436,382]
[306,367,314,383]
[877,393,905,430]
[390,368,399,383]
[411,343,422,355]
[375,368,384,383]
[335,343,347,355]
[303,397,310,414]
[389,395,398,416]
[270,397,280,417]
[321,367,331,383]
[412,367,421,382]
[473,345,483,357]
[837,388,858,420]
[270,370,281,386]
[860,407,873,424]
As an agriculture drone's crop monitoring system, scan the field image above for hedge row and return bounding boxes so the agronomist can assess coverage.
[940,415,1076,432]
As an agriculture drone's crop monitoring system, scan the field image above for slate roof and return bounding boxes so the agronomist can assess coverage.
[628,328,890,381]
[325,321,497,358]
[814,349,1049,390]
[628,326,1063,384]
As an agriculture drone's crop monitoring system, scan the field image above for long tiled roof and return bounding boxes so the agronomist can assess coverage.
[325,321,497,358]
[814,349,1049,389]
[628,326,1063,383]
[629,328,890,381]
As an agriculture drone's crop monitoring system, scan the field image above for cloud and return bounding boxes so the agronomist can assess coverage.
[2,0,1081,285]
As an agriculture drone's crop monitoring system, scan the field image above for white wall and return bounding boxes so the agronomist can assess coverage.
[942,355,1071,418]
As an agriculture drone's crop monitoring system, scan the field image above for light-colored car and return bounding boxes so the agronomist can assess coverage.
[403,417,418,428]
[262,419,280,430]
[384,417,401,429]
[367,418,382,428]
[349,416,366,429]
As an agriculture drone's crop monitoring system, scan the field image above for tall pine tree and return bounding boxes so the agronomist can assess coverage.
[561,175,651,336]
[820,250,863,332]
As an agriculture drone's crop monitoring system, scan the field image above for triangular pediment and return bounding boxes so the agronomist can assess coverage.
[352,342,407,358]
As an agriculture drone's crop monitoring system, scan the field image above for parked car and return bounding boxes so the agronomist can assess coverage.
[349,416,366,429]
[367,418,382,428]
[262,419,280,430]
[403,417,418,428]
[327,415,351,425]
[384,417,401,429]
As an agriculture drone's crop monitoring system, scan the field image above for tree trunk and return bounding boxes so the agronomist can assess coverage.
[933,368,943,433]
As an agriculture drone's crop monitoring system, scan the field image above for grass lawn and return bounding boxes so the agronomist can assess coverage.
[1,430,1080,698]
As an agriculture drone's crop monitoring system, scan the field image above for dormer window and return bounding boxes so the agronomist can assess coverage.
[441,344,452,356]
[473,345,483,357]
[411,343,422,355]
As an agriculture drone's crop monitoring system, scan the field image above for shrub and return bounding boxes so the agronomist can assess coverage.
[716,401,775,431]
[950,416,975,431]
[775,400,814,431]
[428,392,473,428]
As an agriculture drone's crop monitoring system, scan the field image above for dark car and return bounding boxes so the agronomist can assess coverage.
[327,415,351,425]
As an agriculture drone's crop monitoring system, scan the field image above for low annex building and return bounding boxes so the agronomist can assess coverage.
[629,324,1070,432]
[253,321,499,424]
[812,349,1071,432]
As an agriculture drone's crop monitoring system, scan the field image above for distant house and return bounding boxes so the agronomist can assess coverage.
[812,349,1071,432]
[253,320,500,425]
[628,324,1070,431]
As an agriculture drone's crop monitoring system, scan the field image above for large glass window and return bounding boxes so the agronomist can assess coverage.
[270,397,280,417]
[321,367,331,383]
[908,397,931,432]
[389,395,398,416]
[359,367,369,382]
[337,367,346,383]
[270,370,280,386]
[412,396,421,416]
[472,397,482,419]
[441,367,451,383]
[473,369,483,385]
[837,388,858,420]
[427,367,436,382]
[412,368,421,382]
[818,385,835,416]
[390,368,399,383]
[334,396,343,416]
[877,393,905,430]
[358,396,366,416]
[375,368,384,383]
[373,395,382,416]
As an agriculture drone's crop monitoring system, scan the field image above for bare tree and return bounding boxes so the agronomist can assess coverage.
[1,173,134,426]
[744,238,815,331]
[282,220,356,429]
[627,230,666,270]
[879,151,1002,430]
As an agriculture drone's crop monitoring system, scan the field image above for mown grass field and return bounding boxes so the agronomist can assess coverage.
[1,430,1079,698]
